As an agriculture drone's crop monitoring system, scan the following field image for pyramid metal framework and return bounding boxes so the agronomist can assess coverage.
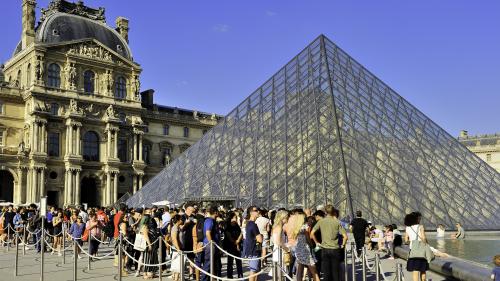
[128,35,500,230]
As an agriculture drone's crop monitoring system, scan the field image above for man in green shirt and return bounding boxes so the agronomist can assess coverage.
[310,205,347,281]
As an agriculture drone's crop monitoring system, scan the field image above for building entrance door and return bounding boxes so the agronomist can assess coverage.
[47,191,59,207]
[0,170,14,203]
[81,177,98,207]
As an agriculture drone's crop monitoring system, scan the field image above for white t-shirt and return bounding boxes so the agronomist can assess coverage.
[406,225,422,247]
[436,228,445,238]
[255,216,270,239]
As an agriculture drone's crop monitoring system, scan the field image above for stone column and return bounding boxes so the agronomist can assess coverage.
[69,125,73,155]
[139,134,143,161]
[106,173,111,206]
[107,130,112,158]
[40,168,45,198]
[132,176,137,194]
[15,168,25,204]
[32,168,37,202]
[75,170,81,205]
[33,122,38,152]
[26,168,32,203]
[76,126,81,155]
[139,175,143,189]
[41,123,46,153]
[113,173,118,203]
[133,134,137,161]
[67,170,73,205]
[114,131,118,159]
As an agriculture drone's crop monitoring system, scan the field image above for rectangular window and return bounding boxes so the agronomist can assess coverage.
[183,127,189,138]
[118,139,127,162]
[0,129,4,146]
[163,125,169,135]
[144,122,149,133]
[47,132,60,157]
[486,154,492,162]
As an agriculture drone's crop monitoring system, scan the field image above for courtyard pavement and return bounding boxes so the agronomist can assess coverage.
[0,243,449,281]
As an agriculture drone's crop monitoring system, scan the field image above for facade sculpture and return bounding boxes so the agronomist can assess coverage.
[0,0,221,207]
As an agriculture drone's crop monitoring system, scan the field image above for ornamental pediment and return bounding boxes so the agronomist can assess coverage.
[47,39,137,67]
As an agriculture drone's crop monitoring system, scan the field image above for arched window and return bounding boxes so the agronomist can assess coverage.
[83,131,99,161]
[47,63,61,88]
[183,127,189,138]
[83,70,95,94]
[16,70,22,87]
[114,76,127,99]
[26,64,31,86]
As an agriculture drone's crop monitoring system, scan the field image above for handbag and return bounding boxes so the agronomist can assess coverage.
[133,233,147,251]
[82,228,89,242]
[408,226,435,263]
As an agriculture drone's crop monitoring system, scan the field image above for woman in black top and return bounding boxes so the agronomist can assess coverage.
[223,211,243,278]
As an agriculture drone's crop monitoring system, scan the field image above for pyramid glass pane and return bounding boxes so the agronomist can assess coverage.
[128,35,500,230]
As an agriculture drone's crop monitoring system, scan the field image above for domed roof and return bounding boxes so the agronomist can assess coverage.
[14,12,132,60]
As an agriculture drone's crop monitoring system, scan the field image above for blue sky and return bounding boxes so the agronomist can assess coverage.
[1,1,499,136]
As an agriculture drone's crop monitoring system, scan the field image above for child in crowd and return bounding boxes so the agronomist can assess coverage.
[492,255,500,281]
[384,225,394,259]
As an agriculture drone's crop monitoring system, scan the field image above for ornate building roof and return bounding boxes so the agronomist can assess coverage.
[13,0,132,60]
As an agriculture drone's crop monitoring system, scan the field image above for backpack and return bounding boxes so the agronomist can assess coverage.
[103,215,114,237]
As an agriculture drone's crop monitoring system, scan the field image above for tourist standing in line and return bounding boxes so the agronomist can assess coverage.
[202,205,221,281]
[244,206,263,281]
[142,208,159,279]
[384,225,395,259]
[255,209,270,266]
[290,211,320,281]
[182,203,197,278]
[271,210,289,280]
[404,212,428,281]
[453,223,465,239]
[51,211,63,256]
[224,211,243,279]
[491,255,500,281]
[170,215,185,281]
[310,205,347,281]
[86,213,103,258]
[349,210,368,256]
[68,216,85,259]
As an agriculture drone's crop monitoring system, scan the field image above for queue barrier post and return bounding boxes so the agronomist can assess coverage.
[22,226,26,256]
[210,241,215,281]
[344,245,348,281]
[118,234,123,281]
[180,251,185,281]
[73,239,78,281]
[396,263,402,281]
[361,247,367,281]
[14,231,19,276]
[62,225,66,264]
[375,253,380,281]
[40,218,45,281]
[88,252,91,271]
[351,242,356,281]
[158,236,162,281]
[272,261,279,281]
[7,226,10,252]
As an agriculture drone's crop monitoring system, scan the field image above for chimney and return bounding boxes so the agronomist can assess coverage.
[22,0,36,49]
[115,17,130,43]
[459,130,468,138]
[140,89,154,108]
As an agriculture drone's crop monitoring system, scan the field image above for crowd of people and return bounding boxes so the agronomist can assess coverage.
[0,203,497,281]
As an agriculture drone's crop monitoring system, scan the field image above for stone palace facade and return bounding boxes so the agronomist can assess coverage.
[0,0,221,207]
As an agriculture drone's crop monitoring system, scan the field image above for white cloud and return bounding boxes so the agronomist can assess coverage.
[176,80,188,87]
[213,24,230,33]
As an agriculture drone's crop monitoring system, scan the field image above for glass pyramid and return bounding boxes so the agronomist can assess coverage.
[128,35,500,230]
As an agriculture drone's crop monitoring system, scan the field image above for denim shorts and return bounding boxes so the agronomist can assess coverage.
[248,257,261,272]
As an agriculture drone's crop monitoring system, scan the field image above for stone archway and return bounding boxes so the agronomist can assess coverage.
[0,170,15,203]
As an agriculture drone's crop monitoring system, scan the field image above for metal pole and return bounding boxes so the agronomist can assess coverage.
[88,254,91,271]
[395,263,401,281]
[41,217,45,281]
[73,240,78,281]
[210,241,214,281]
[23,226,26,255]
[14,232,19,276]
[375,253,380,281]
[7,225,10,252]
[272,261,279,281]
[180,251,185,281]
[351,242,356,281]
[361,247,366,281]
[158,236,163,281]
[344,246,348,281]
[118,234,122,281]
[62,224,66,264]
[278,247,283,281]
